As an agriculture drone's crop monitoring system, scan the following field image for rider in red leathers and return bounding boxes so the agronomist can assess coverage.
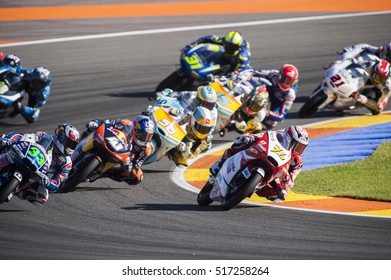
[209,125,309,202]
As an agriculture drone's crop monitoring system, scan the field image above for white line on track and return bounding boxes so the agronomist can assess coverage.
[1,10,390,48]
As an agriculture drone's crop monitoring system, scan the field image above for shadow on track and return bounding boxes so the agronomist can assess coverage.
[122,203,261,212]
[106,91,154,99]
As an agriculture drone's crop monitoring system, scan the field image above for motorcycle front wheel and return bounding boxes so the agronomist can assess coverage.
[221,173,262,211]
[60,155,100,193]
[0,177,20,204]
[299,86,327,117]
[197,181,214,206]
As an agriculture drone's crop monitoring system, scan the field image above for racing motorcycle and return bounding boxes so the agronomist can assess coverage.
[142,105,187,164]
[155,43,231,93]
[60,122,132,193]
[209,79,244,136]
[299,60,379,117]
[0,70,25,120]
[197,131,291,210]
[0,134,51,204]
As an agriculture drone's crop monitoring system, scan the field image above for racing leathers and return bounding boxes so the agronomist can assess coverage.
[185,34,251,72]
[10,68,51,123]
[84,119,151,185]
[335,43,382,73]
[232,68,297,130]
[209,133,303,202]
[157,89,218,165]
[0,132,59,205]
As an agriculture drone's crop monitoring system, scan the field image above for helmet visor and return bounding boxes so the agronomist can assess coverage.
[224,42,239,55]
[372,73,387,84]
[291,141,307,154]
[193,121,213,136]
[31,79,48,91]
[64,137,79,151]
[135,129,153,143]
[280,75,298,89]
[249,101,264,112]
[200,100,216,110]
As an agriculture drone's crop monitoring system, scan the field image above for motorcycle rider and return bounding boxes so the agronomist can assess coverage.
[183,30,251,72]
[233,64,299,130]
[233,85,269,134]
[83,115,155,185]
[336,42,391,70]
[157,86,218,165]
[10,66,52,123]
[0,124,80,205]
[209,125,309,203]
[352,59,391,115]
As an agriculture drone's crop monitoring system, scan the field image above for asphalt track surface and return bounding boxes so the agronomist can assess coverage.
[1,3,391,259]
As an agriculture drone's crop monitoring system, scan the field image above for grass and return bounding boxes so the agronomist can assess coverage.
[294,141,391,202]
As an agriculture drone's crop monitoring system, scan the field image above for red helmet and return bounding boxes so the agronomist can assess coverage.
[0,51,5,61]
[278,64,299,91]
[282,125,309,154]
[371,59,390,85]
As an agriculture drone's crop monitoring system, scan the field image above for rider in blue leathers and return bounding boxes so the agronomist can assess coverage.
[0,124,80,205]
[0,52,51,123]
[11,66,52,123]
[230,64,299,130]
[184,31,251,72]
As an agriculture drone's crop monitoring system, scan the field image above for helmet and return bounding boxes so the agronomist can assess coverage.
[278,64,299,91]
[197,86,217,110]
[132,115,155,147]
[0,51,4,61]
[243,85,269,114]
[3,54,21,69]
[189,106,215,140]
[28,66,51,92]
[223,31,244,56]
[52,124,80,156]
[282,125,309,154]
[371,59,390,85]
[383,41,391,63]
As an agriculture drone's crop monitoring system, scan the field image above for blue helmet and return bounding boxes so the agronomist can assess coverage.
[132,115,155,147]
[28,66,51,92]
[197,86,217,110]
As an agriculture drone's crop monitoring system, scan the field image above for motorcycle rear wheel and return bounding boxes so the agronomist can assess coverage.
[299,86,327,117]
[221,173,262,211]
[0,177,20,204]
[60,156,100,193]
[197,181,214,206]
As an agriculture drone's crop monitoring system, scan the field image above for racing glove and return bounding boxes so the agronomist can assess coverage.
[41,175,51,189]
[86,121,99,132]
[0,138,13,148]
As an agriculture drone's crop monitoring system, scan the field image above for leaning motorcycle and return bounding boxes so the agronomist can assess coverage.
[155,43,231,93]
[142,106,187,164]
[60,122,131,193]
[197,131,291,210]
[299,60,379,117]
[0,135,51,204]
[0,70,25,120]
